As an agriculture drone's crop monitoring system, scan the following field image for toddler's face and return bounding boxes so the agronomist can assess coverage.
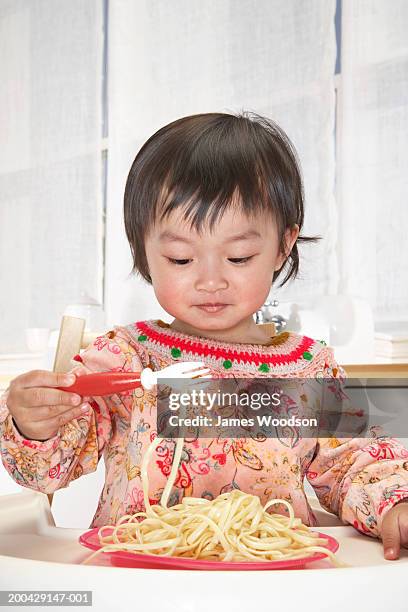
[144,205,299,342]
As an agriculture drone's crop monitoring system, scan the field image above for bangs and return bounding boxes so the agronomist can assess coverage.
[156,172,278,238]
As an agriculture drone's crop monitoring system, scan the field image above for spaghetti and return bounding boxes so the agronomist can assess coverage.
[81,436,344,566]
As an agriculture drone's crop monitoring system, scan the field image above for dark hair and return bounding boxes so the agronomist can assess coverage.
[124,111,321,288]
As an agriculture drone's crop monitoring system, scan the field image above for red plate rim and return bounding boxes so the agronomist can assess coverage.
[79,527,339,570]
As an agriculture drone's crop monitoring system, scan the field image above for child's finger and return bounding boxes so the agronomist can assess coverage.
[14,370,76,390]
[39,404,90,431]
[397,506,408,550]
[21,387,82,409]
[382,512,401,559]
[26,401,89,423]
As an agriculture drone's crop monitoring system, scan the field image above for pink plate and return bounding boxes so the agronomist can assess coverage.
[79,527,339,570]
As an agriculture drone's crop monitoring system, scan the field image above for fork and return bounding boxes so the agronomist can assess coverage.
[57,361,212,396]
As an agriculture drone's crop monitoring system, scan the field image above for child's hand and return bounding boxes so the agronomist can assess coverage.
[381,500,408,559]
[6,370,87,441]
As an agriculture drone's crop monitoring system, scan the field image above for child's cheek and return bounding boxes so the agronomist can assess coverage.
[154,275,186,305]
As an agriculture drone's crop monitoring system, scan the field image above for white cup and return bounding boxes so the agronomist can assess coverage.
[25,328,51,352]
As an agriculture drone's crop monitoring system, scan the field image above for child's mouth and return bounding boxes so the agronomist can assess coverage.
[195,304,229,313]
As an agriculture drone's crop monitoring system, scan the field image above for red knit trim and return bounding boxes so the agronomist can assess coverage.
[135,321,315,366]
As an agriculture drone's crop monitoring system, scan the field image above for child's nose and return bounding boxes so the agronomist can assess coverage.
[194,261,229,292]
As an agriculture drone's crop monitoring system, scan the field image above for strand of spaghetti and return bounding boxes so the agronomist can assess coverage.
[160,437,184,508]
[140,434,162,514]
[264,498,295,528]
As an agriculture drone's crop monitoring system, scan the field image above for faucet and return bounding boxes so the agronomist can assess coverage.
[255,299,288,333]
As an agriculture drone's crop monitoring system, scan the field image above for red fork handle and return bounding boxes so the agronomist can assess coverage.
[56,371,143,396]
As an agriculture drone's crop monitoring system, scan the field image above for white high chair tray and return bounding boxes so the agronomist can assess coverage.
[0,490,407,611]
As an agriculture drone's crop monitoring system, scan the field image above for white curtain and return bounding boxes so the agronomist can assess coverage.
[339,0,408,322]
[105,0,337,327]
[0,0,103,352]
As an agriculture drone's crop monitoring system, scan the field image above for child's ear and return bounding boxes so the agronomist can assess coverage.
[275,224,300,270]
[286,224,300,252]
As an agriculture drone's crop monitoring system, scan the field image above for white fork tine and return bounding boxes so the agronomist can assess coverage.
[184,368,211,377]
[140,361,212,390]
[161,361,209,376]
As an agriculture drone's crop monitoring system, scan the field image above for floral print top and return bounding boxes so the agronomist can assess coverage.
[1,318,408,538]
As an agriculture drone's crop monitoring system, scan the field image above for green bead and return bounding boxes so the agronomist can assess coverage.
[223,359,232,369]
[320,339,327,346]
[171,347,182,358]
[259,363,270,372]
[138,335,147,342]
[303,351,313,361]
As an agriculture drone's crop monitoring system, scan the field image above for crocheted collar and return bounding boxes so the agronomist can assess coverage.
[129,319,323,374]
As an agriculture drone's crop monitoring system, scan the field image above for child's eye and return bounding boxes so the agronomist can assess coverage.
[228,257,254,264]
[167,258,191,265]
